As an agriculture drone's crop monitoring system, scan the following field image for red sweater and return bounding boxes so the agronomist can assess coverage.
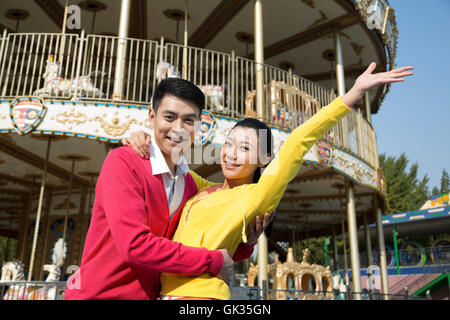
[64,146,253,300]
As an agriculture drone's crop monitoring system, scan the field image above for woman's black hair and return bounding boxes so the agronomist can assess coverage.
[231,118,273,183]
[231,118,275,237]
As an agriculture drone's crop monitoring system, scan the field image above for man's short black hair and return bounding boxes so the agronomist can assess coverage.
[152,78,205,116]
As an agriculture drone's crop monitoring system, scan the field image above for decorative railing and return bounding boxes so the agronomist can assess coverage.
[0,281,425,300]
[335,246,450,270]
[0,30,378,168]
[0,281,66,300]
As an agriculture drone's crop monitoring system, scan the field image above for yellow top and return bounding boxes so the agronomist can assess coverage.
[161,97,351,299]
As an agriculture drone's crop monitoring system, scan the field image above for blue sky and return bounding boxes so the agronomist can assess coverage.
[372,0,450,193]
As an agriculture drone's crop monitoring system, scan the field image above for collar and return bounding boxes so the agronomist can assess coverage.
[149,136,189,177]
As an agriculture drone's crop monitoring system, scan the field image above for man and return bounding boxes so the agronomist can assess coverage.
[65,78,271,300]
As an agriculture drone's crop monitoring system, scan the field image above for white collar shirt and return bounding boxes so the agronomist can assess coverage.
[149,137,190,219]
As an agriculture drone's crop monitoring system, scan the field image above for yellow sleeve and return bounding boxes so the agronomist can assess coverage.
[189,170,220,193]
[244,97,351,219]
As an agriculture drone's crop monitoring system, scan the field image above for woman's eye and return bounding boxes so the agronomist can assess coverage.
[239,145,249,151]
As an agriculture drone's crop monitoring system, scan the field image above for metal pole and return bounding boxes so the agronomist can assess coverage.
[182,0,188,79]
[392,226,400,275]
[254,0,265,121]
[28,136,52,281]
[324,237,329,267]
[345,178,362,300]
[0,29,8,91]
[112,0,132,100]
[334,27,346,97]
[364,211,374,266]
[338,187,349,285]
[3,212,13,262]
[333,25,349,147]
[364,92,372,124]
[18,182,34,262]
[257,232,269,294]
[39,189,53,280]
[60,159,75,266]
[59,0,69,63]
[80,174,96,257]
[374,195,390,300]
[254,0,268,295]
[332,225,339,270]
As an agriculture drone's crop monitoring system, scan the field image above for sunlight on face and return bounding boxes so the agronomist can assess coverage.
[220,126,262,182]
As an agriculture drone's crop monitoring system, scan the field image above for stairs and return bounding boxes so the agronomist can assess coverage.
[389,273,442,295]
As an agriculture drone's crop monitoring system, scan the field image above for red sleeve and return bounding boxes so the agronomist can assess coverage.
[233,243,255,262]
[98,148,223,276]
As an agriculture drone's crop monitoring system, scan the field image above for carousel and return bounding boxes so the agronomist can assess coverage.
[0,0,398,300]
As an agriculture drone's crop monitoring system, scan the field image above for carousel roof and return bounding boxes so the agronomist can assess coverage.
[0,0,397,113]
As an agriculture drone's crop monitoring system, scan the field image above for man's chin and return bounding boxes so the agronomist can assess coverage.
[161,145,185,162]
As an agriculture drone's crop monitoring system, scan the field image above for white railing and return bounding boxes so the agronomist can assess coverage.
[0,31,378,168]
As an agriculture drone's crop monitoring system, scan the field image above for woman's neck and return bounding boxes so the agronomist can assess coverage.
[222,176,253,190]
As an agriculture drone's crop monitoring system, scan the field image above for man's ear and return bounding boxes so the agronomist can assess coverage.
[148,108,155,129]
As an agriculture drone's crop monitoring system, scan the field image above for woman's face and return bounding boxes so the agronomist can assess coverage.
[220,126,263,182]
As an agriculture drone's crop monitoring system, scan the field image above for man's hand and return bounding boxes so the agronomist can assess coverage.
[217,249,233,284]
[246,211,276,246]
[342,62,413,108]
[122,130,152,159]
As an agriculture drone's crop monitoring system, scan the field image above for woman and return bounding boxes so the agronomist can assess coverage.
[126,63,413,299]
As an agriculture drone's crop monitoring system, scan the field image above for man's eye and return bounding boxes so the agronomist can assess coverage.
[185,119,194,125]
[165,116,174,121]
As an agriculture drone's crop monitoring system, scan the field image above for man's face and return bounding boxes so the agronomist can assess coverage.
[149,95,201,163]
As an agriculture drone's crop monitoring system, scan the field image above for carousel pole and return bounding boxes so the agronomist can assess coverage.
[254,0,268,295]
[345,179,362,300]
[78,172,98,263]
[363,211,374,266]
[3,212,14,262]
[39,188,53,280]
[364,92,372,124]
[60,158,75,266]
[254,0,265,122]
[332,225,339,270]
[18,178,36,262]
[374,194,390,300]
[182,0,189,80]
[300,203,312,248]
[27,136,52,281]
[112,0,132,100]
[333,183,349,286]
[288,190,296,260]
[59,0,69,63]
[59,154,90,267]
[333,25,349,147]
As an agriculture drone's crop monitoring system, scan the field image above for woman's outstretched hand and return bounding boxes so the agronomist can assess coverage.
[246,210,276,246]
[122,130,152,159]
[342,62,414,108]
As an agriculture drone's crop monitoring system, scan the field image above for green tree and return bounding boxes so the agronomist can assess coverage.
[430,169,449,196]
[440,169,449,194]
[379,153,430,214]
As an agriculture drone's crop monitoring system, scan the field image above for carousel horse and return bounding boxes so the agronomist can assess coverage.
[331,272,347,300]
[155,61,182,81]
[33,55,106,98]
[28,238,67,300]
[198,84,229,113]
[155,61,229,113]
[1,260,30,300]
